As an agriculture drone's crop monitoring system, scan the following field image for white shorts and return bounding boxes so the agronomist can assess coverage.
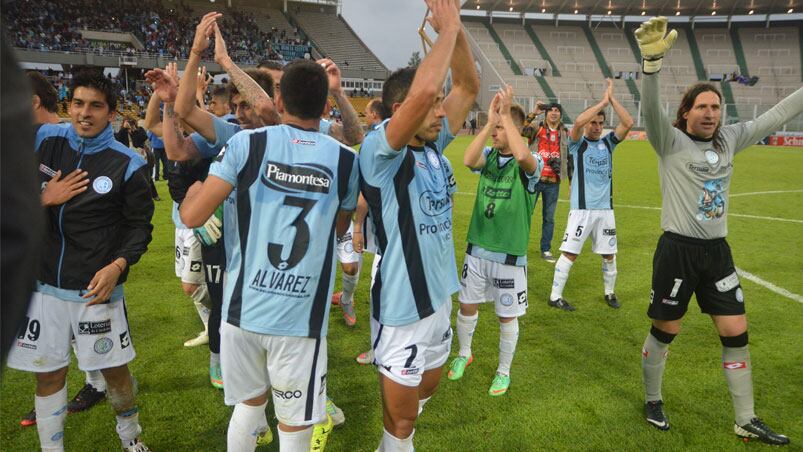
[336,223,360,264]
[7,291,135,373]
[559,210,618,256]
[175,227,204,284]
[459,254,528,318]
[220,322,327,427]
[370,300,452,387]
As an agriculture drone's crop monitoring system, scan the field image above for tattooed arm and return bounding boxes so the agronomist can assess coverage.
[162,103,201,161]
[321,59,364,145]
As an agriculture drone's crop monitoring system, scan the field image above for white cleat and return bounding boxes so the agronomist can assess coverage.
[184,331,209,347]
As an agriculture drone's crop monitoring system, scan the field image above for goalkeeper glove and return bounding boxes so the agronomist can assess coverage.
[194,205,223,246]
[634,16,678,74]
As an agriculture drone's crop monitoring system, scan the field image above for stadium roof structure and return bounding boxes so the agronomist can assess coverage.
[460,0,799,18]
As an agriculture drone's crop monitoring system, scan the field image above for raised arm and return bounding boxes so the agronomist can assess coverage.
[352,193,369,253]
[196,65,209,110]
[146,65,200,161]
[499,86,538,174]
[385,0,461,150]
[321,58,364,145]
[608,81,635,141]
[143,91,163,138]
[571,83,610,142]
[635,17,679,154]
[174,12,219,142]
[730,87,803,153]
[464,93,499,169]
[442,2,481,136]
[214,23,280,127]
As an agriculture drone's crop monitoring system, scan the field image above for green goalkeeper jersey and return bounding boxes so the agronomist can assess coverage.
[466,147,543,265]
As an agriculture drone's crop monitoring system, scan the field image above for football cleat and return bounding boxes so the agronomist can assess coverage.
[326,397,345,426]
[256,426,273,447]
[541,251,557,264]
[210,364,224,389]
[447,355,473,381]
[734,418,790,445]
[488,372,510,396]
[331,292,342,306]
[548,298,576,311]
[604,293,621,309]
[122,438,150,452]
[184,331,209,347]
[20,409,36,427]
[68,383,106,413]
[356,349,374,365]
[311,414,333,451]
[645,400,670,431]
[340,301,356,327]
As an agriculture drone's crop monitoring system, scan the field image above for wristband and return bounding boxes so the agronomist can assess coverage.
[642,57,663,75]
[112,260,125,274]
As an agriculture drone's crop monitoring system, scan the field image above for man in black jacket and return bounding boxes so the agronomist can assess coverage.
[6,71,154,452]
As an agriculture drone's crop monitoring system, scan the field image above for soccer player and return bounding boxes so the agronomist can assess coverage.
[18,71,110,428]
[7,70,154,452]
[635,16,800,444]
[526,102,569,263]
[359,0,479,449]
[180,58,359,452]
[207,84,238,123]
[547,79,634,311]
[447,86,542,396]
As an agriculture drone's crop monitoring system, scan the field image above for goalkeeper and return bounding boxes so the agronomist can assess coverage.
[635,16,800,445]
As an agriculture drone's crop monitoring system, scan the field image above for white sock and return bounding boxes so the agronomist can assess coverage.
[456,311,478,358]
[85,370,106,392]
[341,270,360,305]
[277,426,313,452]
[210,352,220,367]
[602,256,617,295]
[115,408,142,446]
[191,285,211,330]
[498,318,519,375]
[377,428,414,452]
[227,402,268,452]
[35,385,68,452]
[550,254,574,301]
[417,396,431,416]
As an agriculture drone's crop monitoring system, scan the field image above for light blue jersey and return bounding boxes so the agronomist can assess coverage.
[319,118,332,136]
[359,117,459,326]
[209,124,359,338]
[568,131,620,210]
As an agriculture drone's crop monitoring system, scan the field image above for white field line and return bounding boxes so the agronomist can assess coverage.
[736,267,803,304]
[730,189,803,197]
[454,193,803,223]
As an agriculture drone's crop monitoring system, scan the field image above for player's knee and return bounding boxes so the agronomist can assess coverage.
[459,303,478,316]
[719,331,748,347]
[498,316,516,324]
[650,324,678,344]
[342,262,358,276]
[35,367,68,394]
[243,392,269,407]
[182,282,199,296]
[562,252,578,262]
[277,422,309,433]
[387,416,416,438]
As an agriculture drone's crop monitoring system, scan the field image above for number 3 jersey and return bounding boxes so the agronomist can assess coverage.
[208,124,359,338]
[359,118,459,327]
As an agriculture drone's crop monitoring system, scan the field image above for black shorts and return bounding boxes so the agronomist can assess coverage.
[200,240,226,307]
[648,232,745,321]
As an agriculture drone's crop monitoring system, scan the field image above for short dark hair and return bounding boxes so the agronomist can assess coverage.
[280,60,328,120]
[229,69,274,101]
[595,110,606,121]
[381,67,417,117]
[210,85,230,100]
[366,98,386,120]
[510,104,526,127]
[69,70,118,111]
[27,71,59,113]
[257,60,284,71]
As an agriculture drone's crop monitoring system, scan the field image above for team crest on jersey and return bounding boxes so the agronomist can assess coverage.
[261,161,332,194]
[418,189,450,217]
[426,149,441,169]
[696,178,725,221]
[93,176,113,194]
[704,149,719,165]
[500,293,514,306]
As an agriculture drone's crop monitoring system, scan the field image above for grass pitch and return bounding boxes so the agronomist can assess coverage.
[2,138,801,451]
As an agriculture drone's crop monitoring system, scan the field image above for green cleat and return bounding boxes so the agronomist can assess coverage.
[447,355,473,381]
[488,372,510,396]
[256,426,273,447]
[311,414,333,451]
[210,364,223,389]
